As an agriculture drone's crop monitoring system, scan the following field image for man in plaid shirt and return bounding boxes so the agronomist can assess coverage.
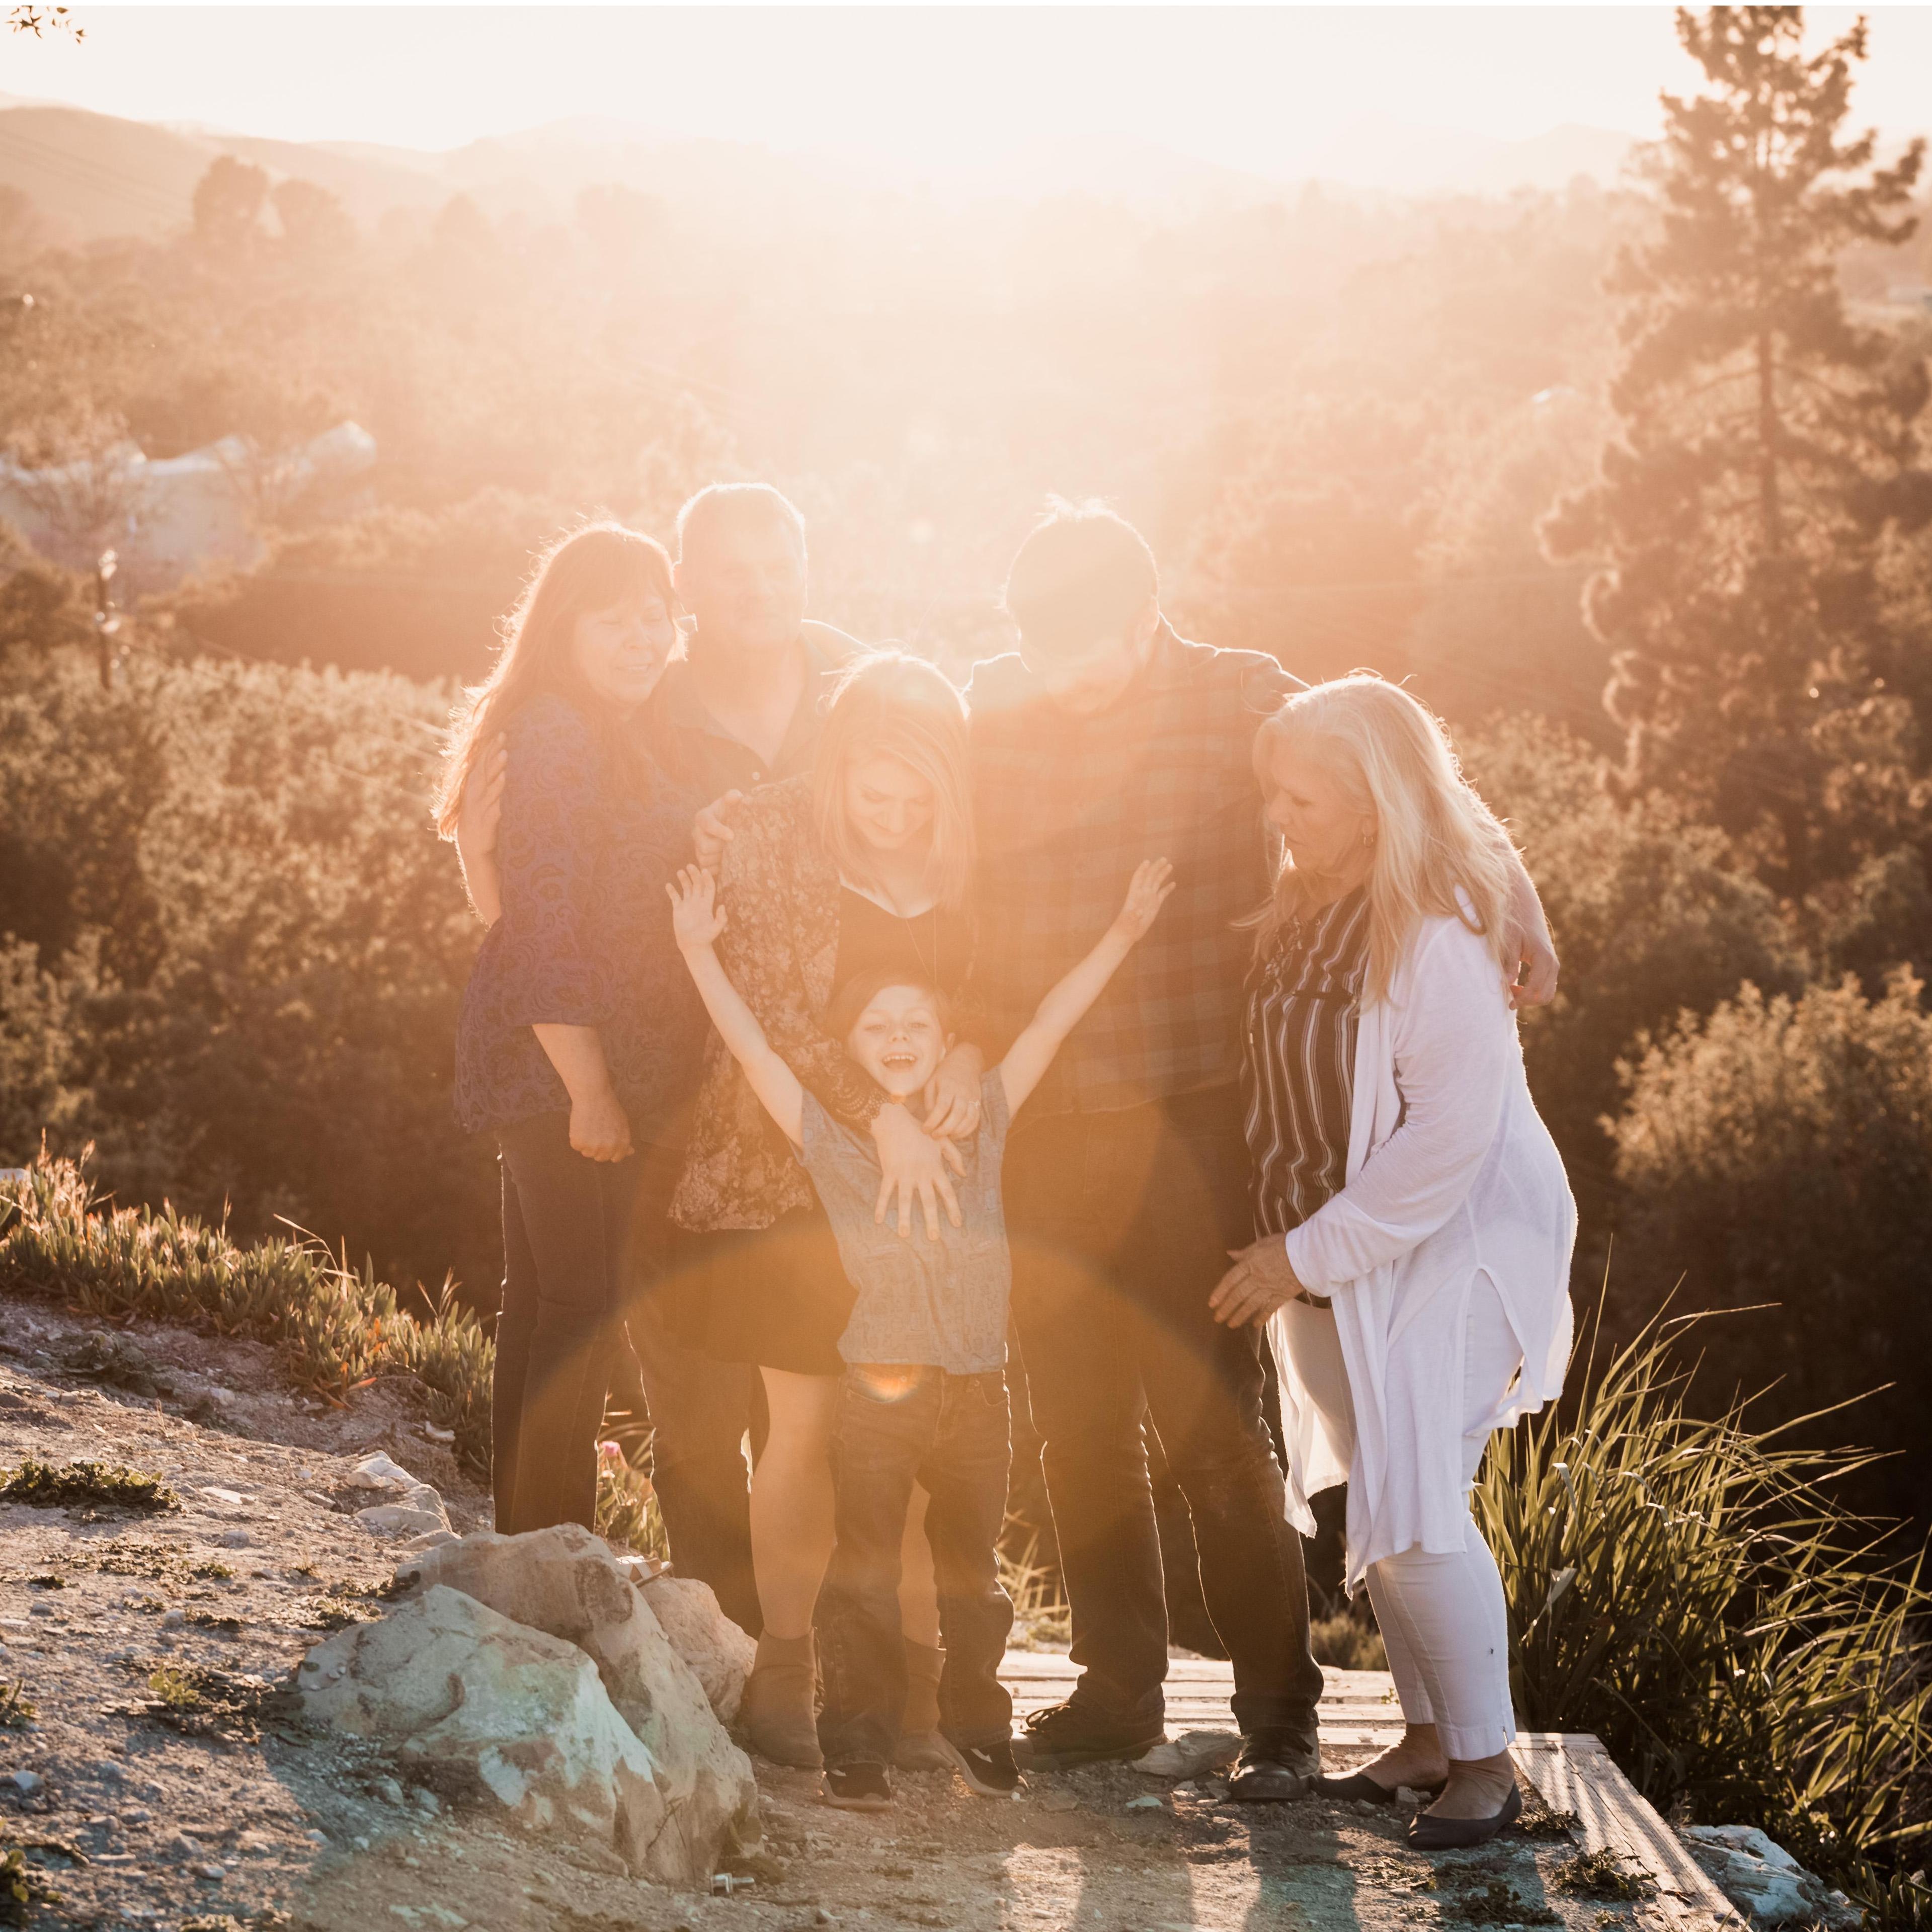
[968,502,1551,1797]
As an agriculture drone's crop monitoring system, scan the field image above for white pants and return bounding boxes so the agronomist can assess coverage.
[1284,1276,1520,1760]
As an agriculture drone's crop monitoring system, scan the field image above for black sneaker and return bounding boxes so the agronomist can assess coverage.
[822,1762,893,1811]
[1225,1727,1321,1804]
[1014,1700,1164,1773]
[938,1733,1023,1799]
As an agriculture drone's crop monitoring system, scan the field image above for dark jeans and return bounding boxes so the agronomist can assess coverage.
[495,1113,668,1535]
[627,1267,762,1637]
[817,1365,1016,1768]
[1005,1084,1325,1737]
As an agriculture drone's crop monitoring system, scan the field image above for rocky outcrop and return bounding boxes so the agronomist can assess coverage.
[298,1586,672,1869]
[1680,1825,1861,1929]
[396,1524,758,1877]
[637,1572,756,1725]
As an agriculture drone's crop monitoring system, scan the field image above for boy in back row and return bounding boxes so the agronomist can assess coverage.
[669,858,1176,1808]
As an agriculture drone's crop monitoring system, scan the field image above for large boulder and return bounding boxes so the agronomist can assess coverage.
[395,1525,758,1876]
[638,1572,756,1725]
[298,1585,671,1871]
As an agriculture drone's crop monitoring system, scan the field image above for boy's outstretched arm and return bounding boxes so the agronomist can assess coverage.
[667,866,807,1146]
[998,860,1175,1116]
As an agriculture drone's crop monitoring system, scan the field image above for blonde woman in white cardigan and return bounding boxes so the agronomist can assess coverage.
[1209,674,1575,1851]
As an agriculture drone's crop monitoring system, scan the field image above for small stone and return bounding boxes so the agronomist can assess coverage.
[375,1776,406,1805]
[4,1769,44,1797]
[218,1528,256,1548]
[411,1788,440,1817]
[160,1608,186,1630]
[1038,1789,1078,1813]
[1124,1794,1164,1810]
[169,1831,204,1858]
[121,1807,152,1824]
[200,1486,248,1506]
[197,1862,226,1881]
[306,1828,330,1844]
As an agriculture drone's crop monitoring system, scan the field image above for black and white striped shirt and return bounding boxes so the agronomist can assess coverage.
[1241,889,1372,1240]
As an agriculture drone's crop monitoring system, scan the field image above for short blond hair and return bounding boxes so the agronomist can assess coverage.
[812,651,975,912]
[1251,674,1515,1002]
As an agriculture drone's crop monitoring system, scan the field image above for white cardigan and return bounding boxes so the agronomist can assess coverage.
[1266,910,1576,1589]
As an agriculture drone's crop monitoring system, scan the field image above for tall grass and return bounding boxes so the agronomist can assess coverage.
[1476,1302,1931,1926]
[0,1153,494,1470]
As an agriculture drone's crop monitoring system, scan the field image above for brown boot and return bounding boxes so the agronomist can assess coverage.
[896,1640,952,1770]
[741,1631,822,1768]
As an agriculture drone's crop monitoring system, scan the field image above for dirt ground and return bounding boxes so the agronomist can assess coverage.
[0,1297,1658,1932]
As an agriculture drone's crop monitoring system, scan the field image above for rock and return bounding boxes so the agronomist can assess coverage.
[300,1585,673,1874]
[398,1525,758,1877]
[4,1770,44,1797]
[1132,1729,1240,1780]
[217,1528,256,1548]
[160,1609,185,1630]
[374,1776,406,1805]
[357,1503,450,1539]
[1681,1825,1862,1929]
[1124,1794,1165,1810]
[638,1570,756,1724]
[347,1453,450,1539]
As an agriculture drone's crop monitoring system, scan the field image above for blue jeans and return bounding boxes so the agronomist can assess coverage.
[817,1365,1016,1768]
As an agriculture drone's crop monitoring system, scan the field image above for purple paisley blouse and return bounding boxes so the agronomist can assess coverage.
[453,693,705,1140]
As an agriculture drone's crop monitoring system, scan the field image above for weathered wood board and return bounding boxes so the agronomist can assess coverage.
[998,1654,1744,1932]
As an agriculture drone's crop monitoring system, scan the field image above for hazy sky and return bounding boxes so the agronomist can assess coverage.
[6,6,1930,182]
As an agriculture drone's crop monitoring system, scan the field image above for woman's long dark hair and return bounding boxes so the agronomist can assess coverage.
[434,522,676,838]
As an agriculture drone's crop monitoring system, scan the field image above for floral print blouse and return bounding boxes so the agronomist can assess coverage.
[453,694,705,1141]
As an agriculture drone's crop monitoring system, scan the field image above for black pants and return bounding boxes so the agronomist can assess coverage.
[817,1365,1015,1768]
[1005,1084,1325,1737]
[495,1113,661,1534]
[627,1267,762,1636]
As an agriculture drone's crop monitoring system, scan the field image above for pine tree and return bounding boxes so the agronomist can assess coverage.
[1545,7,1931,895]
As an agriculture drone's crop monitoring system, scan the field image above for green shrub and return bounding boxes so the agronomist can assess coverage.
[0,1154,493,1470]
[0,642,499,1301]
[1606,973,1932,1523]
[0,1458,177,1513]
[1476,1308,1931,1917]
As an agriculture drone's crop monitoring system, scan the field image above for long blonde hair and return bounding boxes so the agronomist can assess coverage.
[812,650,976,912]
[1251,674,1515,1002]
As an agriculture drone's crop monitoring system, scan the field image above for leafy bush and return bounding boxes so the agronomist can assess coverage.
[1462,716,1804,1206]
[0,1156,494,1470]
[1476,1310,1931,1918]
[1607,974,1932,1522]
[0,642,496,1300]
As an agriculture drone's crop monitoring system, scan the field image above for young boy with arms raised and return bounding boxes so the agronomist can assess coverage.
[669,858,1175,1810]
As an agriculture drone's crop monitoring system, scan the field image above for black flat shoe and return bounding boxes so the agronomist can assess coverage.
[1318,1770,1448,1805]
[1014,1701,1163,1773]
[1407,1780,1521,1849]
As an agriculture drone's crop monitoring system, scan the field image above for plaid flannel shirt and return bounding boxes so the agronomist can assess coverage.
[967,621,1302,1120]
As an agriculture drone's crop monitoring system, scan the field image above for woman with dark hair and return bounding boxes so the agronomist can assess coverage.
[674,649,986,1768]
[436,523,703,1538]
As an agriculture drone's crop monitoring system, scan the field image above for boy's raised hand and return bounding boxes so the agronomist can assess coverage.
[667,865,728,950]
[1110,859,1176,944]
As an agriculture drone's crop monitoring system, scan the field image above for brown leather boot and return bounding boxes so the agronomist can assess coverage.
[896,1640,952,1770]
[740,1631,822,1768]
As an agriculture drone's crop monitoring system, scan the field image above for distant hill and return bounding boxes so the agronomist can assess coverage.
[0,100,1644,255]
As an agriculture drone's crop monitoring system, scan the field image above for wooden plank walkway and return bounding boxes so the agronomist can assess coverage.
[999,1652,1744,1932]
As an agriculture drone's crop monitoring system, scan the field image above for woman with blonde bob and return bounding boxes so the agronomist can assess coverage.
[671,649,988,1769]
[1210,674,1576,1849]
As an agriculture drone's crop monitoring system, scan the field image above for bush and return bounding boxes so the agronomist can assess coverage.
[0,1155,494,1470]
[1462,716,1804,1215]
[0,642,496,1300]
[1607,974,1932,1522]
[167,488,576,685]
[1476,1309,1930,1920]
